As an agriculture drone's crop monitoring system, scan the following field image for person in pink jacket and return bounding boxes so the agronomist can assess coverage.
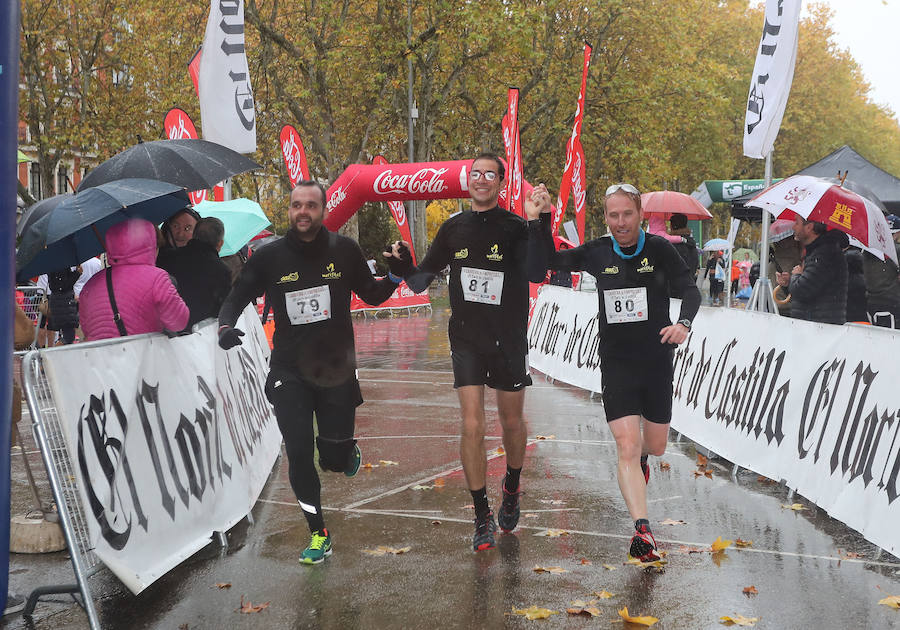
[79,218,189,341]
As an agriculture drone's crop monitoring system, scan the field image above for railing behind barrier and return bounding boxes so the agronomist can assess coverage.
[15,285,46,349]
[20,351,102,630]
[353,304,433,319]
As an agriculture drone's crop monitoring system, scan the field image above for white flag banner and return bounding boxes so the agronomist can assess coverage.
[727,217,741,245]
[198,0,257,154]
[742,0,801,158]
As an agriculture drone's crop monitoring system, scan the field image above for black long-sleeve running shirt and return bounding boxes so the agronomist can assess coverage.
[405,207,530,351]
[219,227,397,386]
[527,220,701,358]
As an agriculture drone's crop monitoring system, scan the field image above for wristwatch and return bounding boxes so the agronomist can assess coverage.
[677,318,692,330]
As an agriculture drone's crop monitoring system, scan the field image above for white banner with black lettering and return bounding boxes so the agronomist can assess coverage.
[528,285,900,556]
[40,306,281,593]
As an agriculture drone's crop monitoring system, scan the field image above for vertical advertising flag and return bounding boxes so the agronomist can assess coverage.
[554,43,592,236]
[198,0,257,154]
[188,48,202,98]
[163,108,208,206]
[742,0,801,159]
[279,125,310,186]
[502,88,524,217]
[373,156,417,264]
[571,138,587,244]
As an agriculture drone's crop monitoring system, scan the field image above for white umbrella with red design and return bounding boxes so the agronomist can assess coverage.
[747,175,897,264]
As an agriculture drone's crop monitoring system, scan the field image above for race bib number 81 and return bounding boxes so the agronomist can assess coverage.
[460,267,504,305]
[285,285,331,325]
[603,287,648,324]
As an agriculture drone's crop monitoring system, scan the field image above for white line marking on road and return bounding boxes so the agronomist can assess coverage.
[647,495,683,503]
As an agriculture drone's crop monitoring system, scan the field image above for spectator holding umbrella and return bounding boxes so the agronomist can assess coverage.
[863,214,900,328]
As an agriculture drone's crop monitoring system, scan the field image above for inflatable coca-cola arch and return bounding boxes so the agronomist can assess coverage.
[322,159,557,231]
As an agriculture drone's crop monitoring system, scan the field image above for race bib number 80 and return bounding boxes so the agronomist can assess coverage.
[285,285,331,325]
[460,267,504,305]
[603,287,648,324]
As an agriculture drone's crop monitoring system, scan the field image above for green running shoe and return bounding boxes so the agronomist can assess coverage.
[344,443,361,477]
[300,529,332,565]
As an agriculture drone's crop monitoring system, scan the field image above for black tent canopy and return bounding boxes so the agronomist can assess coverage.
[732,144,900,221]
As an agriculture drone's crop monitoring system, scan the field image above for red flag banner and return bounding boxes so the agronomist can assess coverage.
[572,138,587,243]
[280,125,310,186]
[501,88,524,217]
[188,48,202,98]
[163,108,207,205]
[374,156,417,264]
[553,43,592,236]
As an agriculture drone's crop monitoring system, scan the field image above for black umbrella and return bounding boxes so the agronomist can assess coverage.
[16,193,72,238]
[16,178,189,279]
[78,139,260,192]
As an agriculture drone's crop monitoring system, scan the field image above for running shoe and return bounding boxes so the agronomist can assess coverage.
[640,454,650,485]
[629,523,660,562]
[498,475,522,532]
[344,443,361,477]
[473,510,497,552]
[300,529,332,565]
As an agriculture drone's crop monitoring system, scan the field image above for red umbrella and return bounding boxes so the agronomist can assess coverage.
[640,191,713,220]
[748,175,897,264]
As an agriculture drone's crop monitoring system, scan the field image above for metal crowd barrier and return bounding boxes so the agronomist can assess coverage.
[352,303,433,319]
[20,350,102,630]
[15,285,46,349]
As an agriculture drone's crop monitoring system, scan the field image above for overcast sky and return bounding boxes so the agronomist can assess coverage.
[808,0,900,121]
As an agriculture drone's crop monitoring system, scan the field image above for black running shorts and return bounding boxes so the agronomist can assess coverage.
[450,339,532,392]
[600,351,674,424]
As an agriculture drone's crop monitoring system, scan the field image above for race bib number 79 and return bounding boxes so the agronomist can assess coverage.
[285,285,331,325]
[603,287,648,324]
[460,267,504,305]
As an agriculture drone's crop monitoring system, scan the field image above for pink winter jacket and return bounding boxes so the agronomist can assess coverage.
[79,219,189,341]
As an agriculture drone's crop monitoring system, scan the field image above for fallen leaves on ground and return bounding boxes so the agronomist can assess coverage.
[626,557,668,569]
[711,536,733,552]
[532,566,567,574]
[735,539,753,548]
[878,595,900,609]
[410,484,433,490]
[781,503,807,511]
[362,546,411,556]
[660,519,686,526]
[461,504,474,510]
[362,463,378,470]
[379,460,398,466]
[508,606,559,620]
[535,529,569,537]
[696,453,708,467]
[539,499,566,506]
[567,605,601,617]
[719,614,759,626]
[593,590,615,599]
[693,468,713,478]
[659,461,671,471]
[433,477,446,487]
[617,607,658,626]
[524,513,538,518]
[838,549,861,559]
[677,545,704,554]
[215,582,232,589]
[535,435,556,440]
[743,586,758,596]
[602,563,618,571]
[756,475,777,484]
[236,596,270,614]
[578,557,592,565]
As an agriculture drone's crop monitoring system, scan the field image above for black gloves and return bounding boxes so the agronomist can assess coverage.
[218,325,245,349]
[384,241,413,278]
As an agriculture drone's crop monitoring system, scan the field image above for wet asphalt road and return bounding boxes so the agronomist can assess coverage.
[6,291,900,629]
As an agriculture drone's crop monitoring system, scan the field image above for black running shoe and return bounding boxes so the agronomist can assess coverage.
[473,510,497,552]
[498,475,522,533]
[640,454,650,485]
[629,523,660,562]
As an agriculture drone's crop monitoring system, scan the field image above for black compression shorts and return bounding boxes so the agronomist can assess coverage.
[450,339,532,392]
[600,351,674,424]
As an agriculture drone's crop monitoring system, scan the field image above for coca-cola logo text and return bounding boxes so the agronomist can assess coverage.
[374,168,449,196]
[388,201,407,226]
[571,150,586,212]
[328,186,347,211]
[282,135,303,183]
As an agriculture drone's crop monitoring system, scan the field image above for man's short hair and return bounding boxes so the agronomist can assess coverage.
[473,153,505,180]
[670,213,688,230]
[193,217,225,248]
[293,179,328,207]
[806,220,827,235]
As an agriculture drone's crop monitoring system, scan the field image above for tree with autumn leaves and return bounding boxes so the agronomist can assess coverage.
[19,0,900,252]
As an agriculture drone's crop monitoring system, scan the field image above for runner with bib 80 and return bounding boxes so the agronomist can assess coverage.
[525,182,701,563]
